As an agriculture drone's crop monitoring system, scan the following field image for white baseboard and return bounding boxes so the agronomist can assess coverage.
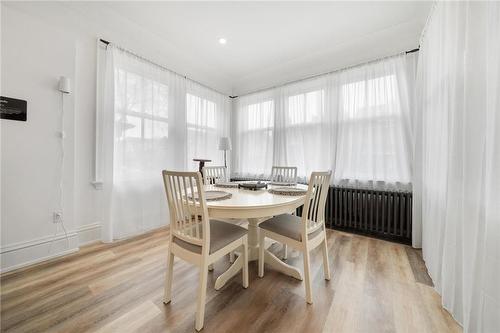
[77,222,101,246]
[0,222,102,274]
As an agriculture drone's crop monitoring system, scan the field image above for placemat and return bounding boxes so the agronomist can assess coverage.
[268,187,307,196]
[269,182,297,186]
[214,182,239,188]
[188,190,232,201]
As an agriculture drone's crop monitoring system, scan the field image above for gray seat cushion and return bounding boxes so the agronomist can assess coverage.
[173,220,247,254]
[259,214,323,241]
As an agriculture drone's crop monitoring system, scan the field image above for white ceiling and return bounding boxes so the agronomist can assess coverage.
[6,1,433,96]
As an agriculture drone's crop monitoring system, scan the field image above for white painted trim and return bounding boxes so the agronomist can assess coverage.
[0,232,79,273]
[0,231,78,254]
[0,222,102,273]
[1,248,79,274]
[77,222,102,246]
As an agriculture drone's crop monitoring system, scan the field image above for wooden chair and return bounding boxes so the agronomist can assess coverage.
[162,170,249,331]
[270,166,298,259]
[258,171,332,304]
[202,166,228,184]
[270,166,298,184]
[202,165,240,263]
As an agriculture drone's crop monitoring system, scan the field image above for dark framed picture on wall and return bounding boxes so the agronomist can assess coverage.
[0,96,27,121]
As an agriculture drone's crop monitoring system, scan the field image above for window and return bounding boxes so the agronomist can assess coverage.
[115,69,169,141]
[234,98,274,177]
[282,89,331,180]
[337,74,409,182]
[231,55,412,185]
[287,89,324,125]
[113,68,170,181]
[186,93,220,169]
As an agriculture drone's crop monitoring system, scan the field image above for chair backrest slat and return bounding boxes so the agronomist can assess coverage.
[202,166,228,185]
[162,170,210,250]
[270,166,298,184]
[302,171,332,236]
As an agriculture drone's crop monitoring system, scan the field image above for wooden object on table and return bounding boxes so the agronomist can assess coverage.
[238,181,267,191]
[162,170,248,331]
[258,171,332,304]
[193,159,212,180]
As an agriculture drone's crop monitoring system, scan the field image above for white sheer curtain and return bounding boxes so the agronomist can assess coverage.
[232,53,415,186]
[274,77,333,183]
[97,46,229,241]
[186,81,230,170]
[413,2,500,331]
[232,91,275,178]
[333,56,414,185]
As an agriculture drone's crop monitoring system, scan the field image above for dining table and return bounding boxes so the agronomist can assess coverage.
[205,182,308,290]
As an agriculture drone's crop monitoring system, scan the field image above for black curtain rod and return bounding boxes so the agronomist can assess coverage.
[406,47,420,54]
[98,38,230,96]
[102,38,419,55]
[232,47,420,98]
[99,38,419,99]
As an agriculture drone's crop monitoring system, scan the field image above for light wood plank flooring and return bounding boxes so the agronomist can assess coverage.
[0,228,462,333]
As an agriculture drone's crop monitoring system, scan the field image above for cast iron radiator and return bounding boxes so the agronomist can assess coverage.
[296,185,413,244]
[231,177,413,244]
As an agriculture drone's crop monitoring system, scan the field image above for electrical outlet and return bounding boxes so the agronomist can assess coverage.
[53,211,63,224]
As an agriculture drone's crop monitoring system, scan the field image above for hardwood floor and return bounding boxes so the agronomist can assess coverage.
[0,227,462,333]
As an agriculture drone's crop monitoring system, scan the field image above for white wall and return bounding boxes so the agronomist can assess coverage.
[1,5,79,270]
[0,2,228,272]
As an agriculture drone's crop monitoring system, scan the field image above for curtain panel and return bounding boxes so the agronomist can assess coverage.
[96,46,230,242]
[413,2,500,331]
[232,53,416,186]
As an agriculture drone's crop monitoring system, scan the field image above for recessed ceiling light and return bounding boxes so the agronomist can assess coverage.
[218,38,227,45]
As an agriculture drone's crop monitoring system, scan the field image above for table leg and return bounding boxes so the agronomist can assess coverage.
[247,218,261,260]
[214,217,303,290]
[264,249,302,280]
[214,252,243,290]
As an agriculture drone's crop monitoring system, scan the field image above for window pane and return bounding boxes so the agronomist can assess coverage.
[187,93,216,128]
[186,92,223,168]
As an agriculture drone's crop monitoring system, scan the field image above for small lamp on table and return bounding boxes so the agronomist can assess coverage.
[218,137,232,168]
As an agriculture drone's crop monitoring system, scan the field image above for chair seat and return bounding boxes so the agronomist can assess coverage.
[260,214,323,241]
[173,220,247,254]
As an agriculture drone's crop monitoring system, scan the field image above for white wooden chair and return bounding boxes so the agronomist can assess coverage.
[202,166,228,184]
[202,165,240,263]
[270,166,298,259]
[270,166,298,184]
[258,171,332,304]
[162,170,249,331]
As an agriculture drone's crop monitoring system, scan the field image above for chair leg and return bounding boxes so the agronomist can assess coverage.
[229,251,235,263]
[258,232,265,278]
[303,249,313,304]
[282,244,288,260]
[195,264,209,331]
[163,250,174,304]
[242,238,249,288]
[322,236,331,281]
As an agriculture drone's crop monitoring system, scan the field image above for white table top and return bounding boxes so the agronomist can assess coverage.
[204,183,308,210]
[204,182,308,220]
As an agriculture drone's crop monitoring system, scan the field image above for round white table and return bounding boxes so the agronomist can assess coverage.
[205,183,308,290]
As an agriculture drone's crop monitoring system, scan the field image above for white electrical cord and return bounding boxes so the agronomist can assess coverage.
[48,92,70,253]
